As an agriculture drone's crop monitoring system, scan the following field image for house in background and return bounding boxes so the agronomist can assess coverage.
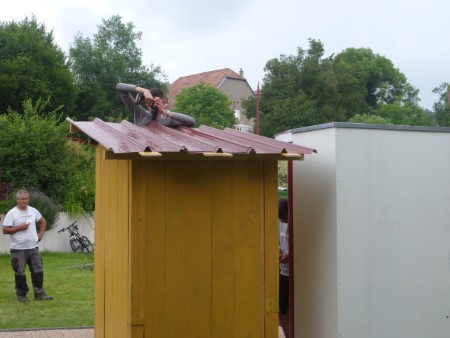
[168,68,255,132]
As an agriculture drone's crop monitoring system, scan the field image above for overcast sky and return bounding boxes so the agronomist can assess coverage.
[1,0,448,110]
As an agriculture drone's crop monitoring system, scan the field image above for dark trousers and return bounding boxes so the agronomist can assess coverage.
[279,273,290,315]
[11,247,45,296]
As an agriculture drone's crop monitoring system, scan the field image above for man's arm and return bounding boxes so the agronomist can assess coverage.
[135,85,154,103]
[37,216,47,241]
[3,222,29,235]
[152,99,196,127]
[166,111,196,127]
[116,83,154,103]
[279,252,289,264]
[116,83,154,124]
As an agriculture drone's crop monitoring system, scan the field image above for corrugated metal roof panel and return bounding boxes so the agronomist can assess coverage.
[67,118,316,159]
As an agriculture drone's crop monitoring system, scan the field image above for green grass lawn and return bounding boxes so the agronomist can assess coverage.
[278,190,288,198]
[0,252,94,329]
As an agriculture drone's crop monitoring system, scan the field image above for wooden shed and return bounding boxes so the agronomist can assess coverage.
[68,118,315,338]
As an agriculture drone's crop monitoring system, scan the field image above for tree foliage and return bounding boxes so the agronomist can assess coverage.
[278,161,288,188]
[0,99,95,214]
[68,15,166,121]
[0,16,76,117]
[244,39,431,137]
[432,82,450,127]
[174,83,236,129]
[348,114,392,125]
[62,141,96,216]
[375,103,432,126]
[333,48,420,108]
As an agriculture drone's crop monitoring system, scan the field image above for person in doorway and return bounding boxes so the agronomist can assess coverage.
[116,83,195,127]
[278,197,289,337]
[2,189,53,302]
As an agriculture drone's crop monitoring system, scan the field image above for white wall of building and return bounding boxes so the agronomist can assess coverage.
[0,212,94,254]
[277,123,450,338]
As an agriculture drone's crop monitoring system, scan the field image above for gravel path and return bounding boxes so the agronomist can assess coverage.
[0,326,285,337]
[0,328,94,338]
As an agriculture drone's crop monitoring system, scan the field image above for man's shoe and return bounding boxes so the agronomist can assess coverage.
[34,293,53,301]
[17,296,29,302]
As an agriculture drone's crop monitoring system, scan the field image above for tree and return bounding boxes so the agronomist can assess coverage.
[69,15,166,121]
[244,39,346,136]
[333,48,420,109]
[0,99,95,214]
[432,82,450,127]
[0,16,76,116]
[244,39,429,137]
[174,83,236,129]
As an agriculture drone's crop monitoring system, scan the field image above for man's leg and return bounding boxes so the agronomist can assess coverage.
[29,248,53,300]
[11,250,29,302]
[279,274,290,338]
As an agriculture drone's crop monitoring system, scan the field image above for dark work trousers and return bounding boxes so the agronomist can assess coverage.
[11,247,45,296]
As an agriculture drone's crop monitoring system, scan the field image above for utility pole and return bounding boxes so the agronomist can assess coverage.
[256,82,260,135]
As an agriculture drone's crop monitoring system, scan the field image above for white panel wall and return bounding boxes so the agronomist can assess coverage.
[283,124,450,338]
[0,213,94,254]
[291,127,338,338]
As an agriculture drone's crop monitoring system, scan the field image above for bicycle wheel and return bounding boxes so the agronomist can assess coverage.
[81,236,94,253]
[70,238,83,253]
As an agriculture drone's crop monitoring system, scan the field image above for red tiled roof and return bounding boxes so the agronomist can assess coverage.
[168,68,246,109]
[67,118,316,160]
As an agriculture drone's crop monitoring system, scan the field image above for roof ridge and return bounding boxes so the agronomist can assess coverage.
[176,68,236,80]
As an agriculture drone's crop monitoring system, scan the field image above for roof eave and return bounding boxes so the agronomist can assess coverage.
[102,149,304,161]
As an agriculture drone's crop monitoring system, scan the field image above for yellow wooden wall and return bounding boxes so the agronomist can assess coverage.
[95,146,132,338]
[95,145,279,338]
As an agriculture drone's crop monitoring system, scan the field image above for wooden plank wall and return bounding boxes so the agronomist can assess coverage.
[95,146,279,338]
[131,159,279,338]
[95,147,131,338]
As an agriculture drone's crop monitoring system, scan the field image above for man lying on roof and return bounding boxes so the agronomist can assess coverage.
[116,83,196,127]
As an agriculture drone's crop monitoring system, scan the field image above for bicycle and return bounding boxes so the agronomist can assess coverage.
[58,221,94,253]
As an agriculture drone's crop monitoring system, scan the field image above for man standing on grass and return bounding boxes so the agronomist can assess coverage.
[2,189,53,302]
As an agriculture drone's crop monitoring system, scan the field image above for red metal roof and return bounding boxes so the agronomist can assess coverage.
[67,118,316,160]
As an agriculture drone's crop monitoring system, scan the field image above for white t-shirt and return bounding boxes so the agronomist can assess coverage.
[279,220,289,276]
[2,206,42,250]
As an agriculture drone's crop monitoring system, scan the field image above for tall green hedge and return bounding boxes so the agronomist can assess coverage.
[0,99,95,216]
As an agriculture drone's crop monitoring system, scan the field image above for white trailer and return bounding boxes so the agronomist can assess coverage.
[276,122,450,338]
